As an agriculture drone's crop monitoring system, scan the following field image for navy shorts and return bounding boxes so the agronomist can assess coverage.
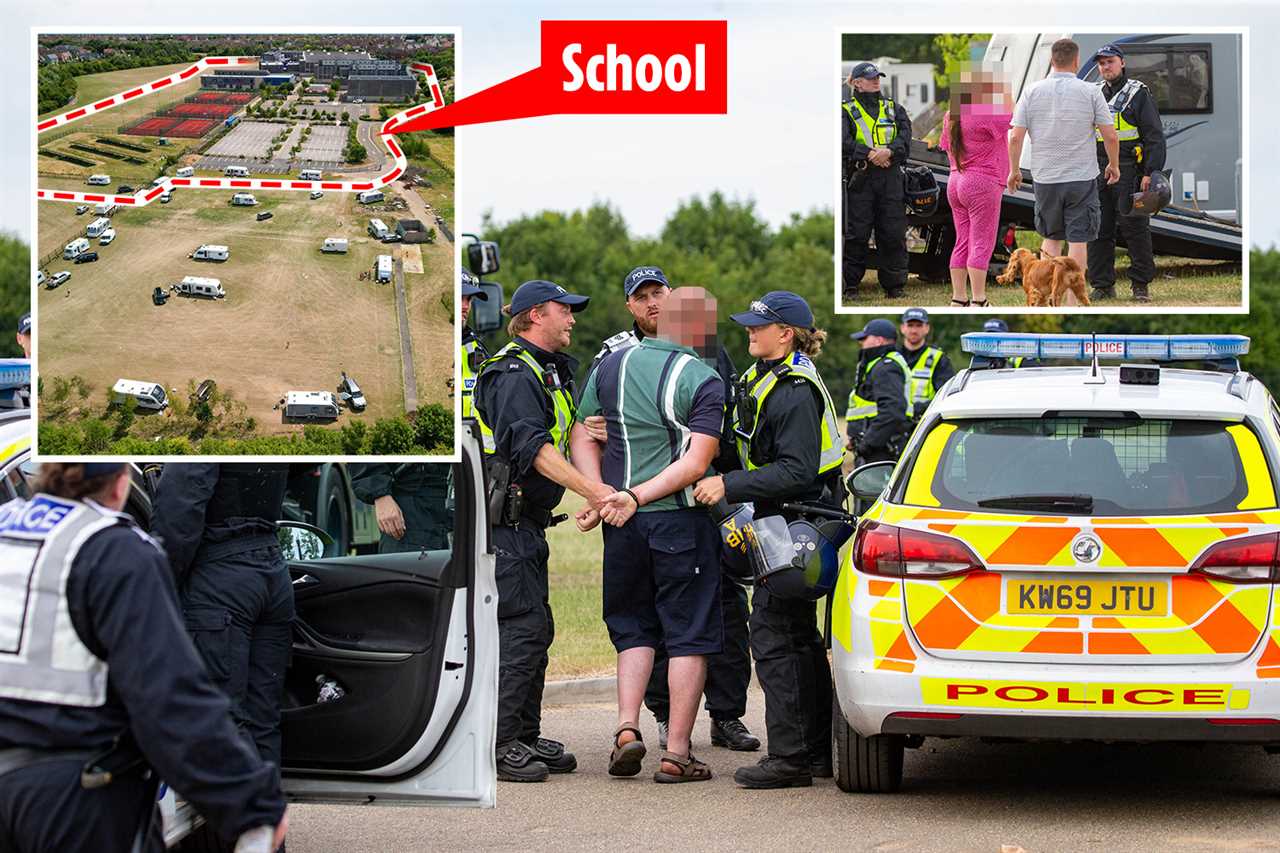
[602,509,723,657]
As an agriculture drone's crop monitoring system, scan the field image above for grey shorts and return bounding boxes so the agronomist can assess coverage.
[1033,178,1100,242]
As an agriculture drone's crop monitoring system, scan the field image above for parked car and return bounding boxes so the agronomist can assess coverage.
[152,287,169,305]
[257,211,273,221]
[74,205,89,215]
[117,185,135,194]
[73,251,99,264]
[381,233,403,244]
[48,271,71,289]
[98,229,116,246]
[310,191,324,200]
[160,193,172,204]
[339,372,367,412]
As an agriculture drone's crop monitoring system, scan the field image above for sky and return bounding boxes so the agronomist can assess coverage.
[4,1,1276,247]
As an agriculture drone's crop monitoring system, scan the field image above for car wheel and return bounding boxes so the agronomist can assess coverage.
[313,466,350,556]
[832,689,904,793]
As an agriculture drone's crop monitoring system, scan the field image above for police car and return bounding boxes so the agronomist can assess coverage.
[833,334,1280,792]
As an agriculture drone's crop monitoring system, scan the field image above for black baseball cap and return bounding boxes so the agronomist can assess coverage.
[849,62,885,80]
[623,266,670,298]
[851,318,898,341]
[1094,43,1125,60]
[730,291,815,329]
[81,463,126,478]
[901,307,929,324]
[461,270,486,301]
[17,313,30,335]
[983,318,1009,332]
[507,279,589,316]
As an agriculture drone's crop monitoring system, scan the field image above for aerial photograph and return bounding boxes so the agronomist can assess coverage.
[34,32,457,455]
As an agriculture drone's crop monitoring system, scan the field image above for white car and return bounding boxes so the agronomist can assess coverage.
[48,271,71,288]
[834,333,1280,792]
[310,190,324,200]
[98,229,117,246]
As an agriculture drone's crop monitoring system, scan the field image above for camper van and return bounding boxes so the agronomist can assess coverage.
[299,169,323,181]
[231,193,258,206]
[189,245,230,262]
[112,379,168,411]
[367,218,390,239]
[175,276,225,299]
[322,238,349,254]
[284,391,340,422]
[86,174,110,186]
[224,166,250,178]
[176,166,195,178]
[93,203,119,216]
[357,190,384,205]
[85,217,112,239]
[63,237,90,260]
[375,255,393,283]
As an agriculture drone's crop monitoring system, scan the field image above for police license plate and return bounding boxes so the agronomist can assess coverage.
[1007,579,1168,616]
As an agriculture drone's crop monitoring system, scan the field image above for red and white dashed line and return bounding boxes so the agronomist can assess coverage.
[36,57,443,207]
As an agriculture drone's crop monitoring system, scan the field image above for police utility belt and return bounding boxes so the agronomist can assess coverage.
[484,457,564,530]
[0,733,146,790]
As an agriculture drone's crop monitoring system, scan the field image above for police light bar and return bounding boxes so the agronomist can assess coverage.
[0,360,30,390]
[960,333,1250,362]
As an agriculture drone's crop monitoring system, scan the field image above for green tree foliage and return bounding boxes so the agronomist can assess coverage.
[38,40,198,114]
[933,34,991,95]
[0,235,28,358]
[368,418,415,454]
[414,404,452,451]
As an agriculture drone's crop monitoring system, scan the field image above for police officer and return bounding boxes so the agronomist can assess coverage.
[16,313,30,359]
[842,62,913,300]
[846,318,911,466]
[0,463,287,852]
[897,308,955,419]
[580,266,758,753]
[693,291,844,788]
[474,279,611,782]
[352,464,451,553]
[460,270,489,420]
[151,464,294,789]
[1086,43,1166,303]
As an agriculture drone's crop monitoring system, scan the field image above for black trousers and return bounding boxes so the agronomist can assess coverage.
[183,544,294,771]
[0,758,163,853]
[644,578,751,721]
[493,522,554,750]
[1087,163,1155,291]
[844,164,908,296]
[749,587,832,765]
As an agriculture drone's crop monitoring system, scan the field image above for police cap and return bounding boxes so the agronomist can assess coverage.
[507,280,589,316]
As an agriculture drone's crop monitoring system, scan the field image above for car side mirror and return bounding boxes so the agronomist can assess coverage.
[467,240,501,276]
[847,461,895,502]
[278,520,336,559]
[470,282,504,334]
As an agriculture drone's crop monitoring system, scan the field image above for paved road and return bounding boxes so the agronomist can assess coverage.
[287,690,1280,852]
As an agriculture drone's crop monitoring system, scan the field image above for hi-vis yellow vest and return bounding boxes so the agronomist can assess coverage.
[734,353,844,475]
[460,336,486,420]
[1096,78,1143,142]
[474,341,575,456]
[905,346,944,410]
[843,97,898,147]
[846,350,912,422]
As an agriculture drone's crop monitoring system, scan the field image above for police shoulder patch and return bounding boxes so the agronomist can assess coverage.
[792,353,815,370]
[603,330,634,349]
[0,495,78,539]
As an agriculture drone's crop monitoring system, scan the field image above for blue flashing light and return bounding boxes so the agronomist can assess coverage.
[0,360,29,391]
[961,333,1250,362]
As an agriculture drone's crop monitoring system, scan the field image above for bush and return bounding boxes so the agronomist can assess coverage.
[368,418,415,454]
[414,404,453,449]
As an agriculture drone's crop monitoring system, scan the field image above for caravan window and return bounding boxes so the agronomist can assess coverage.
[1089,43,1213,114]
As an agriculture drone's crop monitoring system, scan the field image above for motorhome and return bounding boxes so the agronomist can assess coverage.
[299,169,323,181]
[231,193,258,206]
[112,379,168,411]
[189,245,230,262]
[98,229,116,246]
[357,190,384,204]
[93,203,119,216]
[175,276,225,299]
[85,217,112,239]
[322,238,349,254]
[176,166,195,178]
[224,166,250,178]
[86,174,110,186]
[63,237,90,259]
[375,255,393,283]
[284,391,340,422]
[367,218,390,239]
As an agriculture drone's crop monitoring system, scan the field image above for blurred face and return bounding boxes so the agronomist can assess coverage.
[900,321,928,348]
[461,294,472,324]
[532,300,576,351]
[658,287,717,356]
[1097,55,1124,82]
[626,282,669,336]
[747,322,793,361]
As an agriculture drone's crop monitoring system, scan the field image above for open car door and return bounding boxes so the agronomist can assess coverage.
[279,429,496,807]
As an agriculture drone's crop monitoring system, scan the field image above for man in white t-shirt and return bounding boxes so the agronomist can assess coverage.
[1007,38,1120,279]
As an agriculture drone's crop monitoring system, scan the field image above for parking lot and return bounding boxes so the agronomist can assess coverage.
[205,120,285,160]
[295,125,347,163]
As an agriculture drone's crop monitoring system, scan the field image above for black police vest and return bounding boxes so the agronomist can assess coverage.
[203,464,290,526]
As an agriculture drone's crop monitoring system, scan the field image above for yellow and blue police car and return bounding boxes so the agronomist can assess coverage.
[833,333,1280,791]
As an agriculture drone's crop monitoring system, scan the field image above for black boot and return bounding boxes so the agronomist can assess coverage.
[733,756,813,789]
[1131,282,1152,303]
[810,755,834,778]
[710,718,761,752]
[1090,285,1116,301]
[528,737,577,773]
[496,741,549,782]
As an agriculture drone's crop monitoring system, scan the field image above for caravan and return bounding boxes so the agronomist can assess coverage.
[93,203,119,216]
[284,391,340,422]
[189,245,230,262]
[63,238,90,260]
[367,218,390,239]
[85,217,112,239]
[322,238,349,254]
[224,165,250,178]
[176,166,195,178]
[175,276,225,299]
[299,169,323,181]
[112,379,168,411]
[231,193,258,206]
[357,190,384,205]
[86,174,111,186]
[375,255,393,283]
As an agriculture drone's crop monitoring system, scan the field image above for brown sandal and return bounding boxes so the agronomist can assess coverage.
[608,723,646,777]
[653,750,712,783]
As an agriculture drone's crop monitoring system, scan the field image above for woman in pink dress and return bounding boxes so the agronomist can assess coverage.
[939,75,1013,307]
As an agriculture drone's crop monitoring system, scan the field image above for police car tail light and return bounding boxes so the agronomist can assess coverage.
[853,521,984,579]
[1188,533,1279,584]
